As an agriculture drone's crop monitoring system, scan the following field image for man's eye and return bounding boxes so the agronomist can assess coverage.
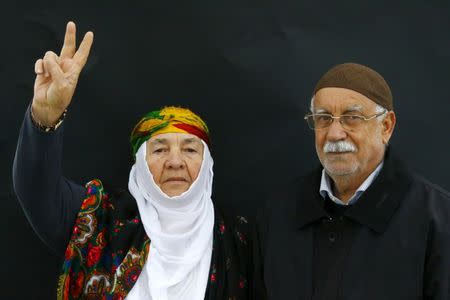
[316,115,331,122]
[343,115,363,121]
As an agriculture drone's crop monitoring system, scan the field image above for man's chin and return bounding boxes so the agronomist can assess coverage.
[326,170,356,177]
[323,162,358,177]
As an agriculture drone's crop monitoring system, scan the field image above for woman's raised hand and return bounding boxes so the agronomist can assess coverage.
[31,21,94,126]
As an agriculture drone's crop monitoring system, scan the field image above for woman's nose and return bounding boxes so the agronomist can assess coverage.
[165,150,185,169]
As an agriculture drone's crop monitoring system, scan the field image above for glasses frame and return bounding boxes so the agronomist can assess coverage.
[304,110,387,130]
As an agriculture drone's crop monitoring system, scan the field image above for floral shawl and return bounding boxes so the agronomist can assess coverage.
[57,179,251,300]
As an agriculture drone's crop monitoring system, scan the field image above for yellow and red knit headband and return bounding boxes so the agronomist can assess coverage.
[130,106,210,159]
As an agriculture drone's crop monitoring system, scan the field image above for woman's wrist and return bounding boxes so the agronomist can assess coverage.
[30,105,67,132]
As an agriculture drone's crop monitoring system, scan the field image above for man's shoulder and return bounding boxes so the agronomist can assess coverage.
[385,150,450,204]
[409,171,450,201]
[393,167,450,223]
[401,172,450,237]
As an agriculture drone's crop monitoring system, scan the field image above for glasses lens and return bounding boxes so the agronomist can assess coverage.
[341,115,364,129]
[314,114,332,129]
[305,115,316,129]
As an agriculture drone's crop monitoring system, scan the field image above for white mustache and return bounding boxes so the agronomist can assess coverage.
[323,141,357,153]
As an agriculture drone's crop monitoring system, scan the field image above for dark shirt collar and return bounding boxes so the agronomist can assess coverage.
[296,148,412,233]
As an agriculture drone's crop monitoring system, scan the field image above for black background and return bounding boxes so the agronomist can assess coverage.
[2,1,449,298]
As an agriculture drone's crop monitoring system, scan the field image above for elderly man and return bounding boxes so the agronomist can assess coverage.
[255,63,450,299]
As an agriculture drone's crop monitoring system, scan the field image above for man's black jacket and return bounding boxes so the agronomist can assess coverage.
[256,149,450,300]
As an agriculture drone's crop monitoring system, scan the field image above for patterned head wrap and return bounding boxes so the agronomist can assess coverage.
[130,106,210,159]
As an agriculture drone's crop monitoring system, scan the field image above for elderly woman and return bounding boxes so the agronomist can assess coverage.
[13,22,261,299]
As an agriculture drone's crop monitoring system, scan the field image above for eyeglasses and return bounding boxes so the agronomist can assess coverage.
[304,110,387,131]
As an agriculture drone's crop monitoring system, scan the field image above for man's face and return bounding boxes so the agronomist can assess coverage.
[146,132,204,197]
[313,87,395,179]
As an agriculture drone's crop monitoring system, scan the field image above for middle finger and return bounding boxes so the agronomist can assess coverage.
[60,21,77,59]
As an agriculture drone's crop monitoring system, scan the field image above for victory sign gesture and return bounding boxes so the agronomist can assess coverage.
[31,21,94,127]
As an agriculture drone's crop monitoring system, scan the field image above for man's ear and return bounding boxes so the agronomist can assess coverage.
[382,111,396,144]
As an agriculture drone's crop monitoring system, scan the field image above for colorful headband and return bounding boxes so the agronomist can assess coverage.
[130,106,210,159]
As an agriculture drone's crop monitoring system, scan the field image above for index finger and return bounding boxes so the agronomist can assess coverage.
[60,21,77,59]
[72,31,94,70]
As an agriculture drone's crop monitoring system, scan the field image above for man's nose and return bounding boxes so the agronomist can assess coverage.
[326,118,348,141]
[165,150,185,168]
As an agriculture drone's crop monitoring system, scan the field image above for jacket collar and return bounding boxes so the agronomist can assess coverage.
[296,148,412,233]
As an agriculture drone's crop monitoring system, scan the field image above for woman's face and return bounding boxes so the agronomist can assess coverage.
[146,132,204,197]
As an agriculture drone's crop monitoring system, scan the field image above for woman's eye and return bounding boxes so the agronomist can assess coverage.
[184,148,197,153]
[153,148,166,153]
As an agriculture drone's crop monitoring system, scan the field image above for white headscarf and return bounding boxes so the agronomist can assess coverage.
[126,140,215,300]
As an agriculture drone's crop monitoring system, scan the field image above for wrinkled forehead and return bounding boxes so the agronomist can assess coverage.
[313,87,378,113]
[147,132,204,147]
